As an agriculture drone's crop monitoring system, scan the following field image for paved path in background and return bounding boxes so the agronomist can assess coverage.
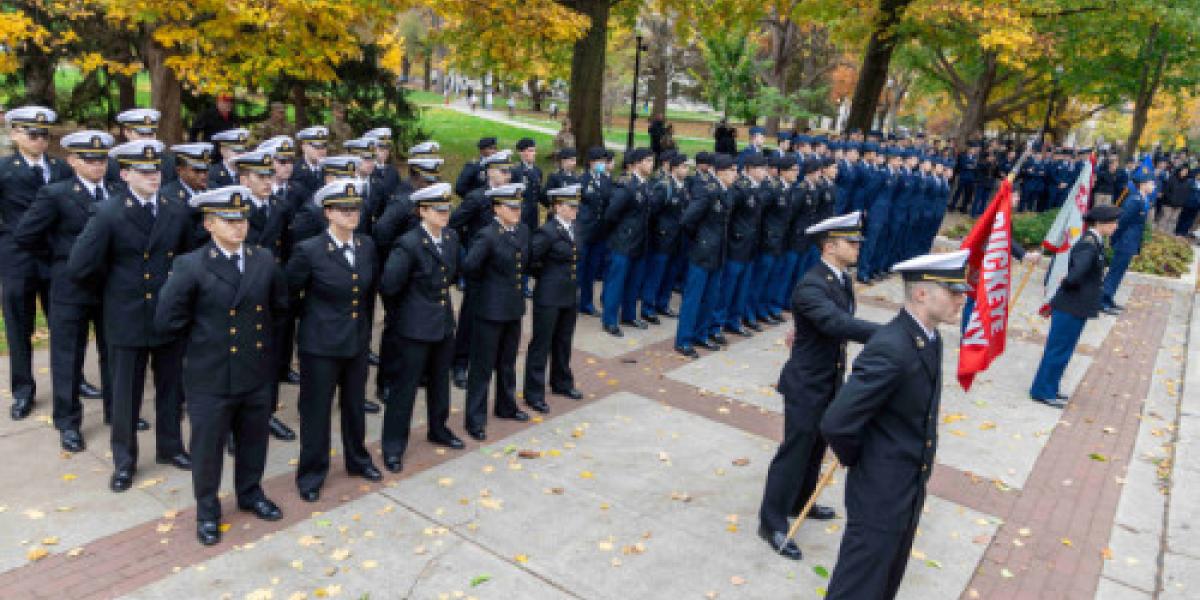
[0,264,1195,599]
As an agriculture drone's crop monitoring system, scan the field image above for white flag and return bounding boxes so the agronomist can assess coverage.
[1039,157,1094,315]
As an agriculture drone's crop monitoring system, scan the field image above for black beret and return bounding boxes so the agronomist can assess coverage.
[556,147,577,160]
[712,154,735,171]
[743,154,768,168]
[516,137,536,151]
[695,151,712,166]
[626,147,652,164]
[478,137,498,150]
[776,155,798,170]
[1084,204,1120,223]
[803,161,822,175]
[667,152,687,167]
[587,146,607,161]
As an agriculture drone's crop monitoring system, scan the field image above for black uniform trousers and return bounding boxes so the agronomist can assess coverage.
[758,397,827,533]
[375,309,401,397]
[296,351,374,494]
[522,305,577,404]
[826,485,926,600]
[465,317,521,432]
[109,341,186,472]
[382,334,454,458]
[452,278,477,371]
[49,302,111,430]
[1,264,51,401]
[188,385,272,522]
[276,309,298,385]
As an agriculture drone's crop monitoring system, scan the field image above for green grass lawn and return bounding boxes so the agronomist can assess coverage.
[417,107,560,181]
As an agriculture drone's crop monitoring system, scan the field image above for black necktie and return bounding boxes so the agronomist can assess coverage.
[229,253,242,275]
[32,164,45,185]
[144,201,157,221]
[92,187,103,204]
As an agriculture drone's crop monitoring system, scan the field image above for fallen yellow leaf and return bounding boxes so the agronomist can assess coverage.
[26,547,48,562]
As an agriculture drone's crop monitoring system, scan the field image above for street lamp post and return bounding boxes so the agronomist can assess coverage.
[627,34,648,152]
[1042,65,1064,145]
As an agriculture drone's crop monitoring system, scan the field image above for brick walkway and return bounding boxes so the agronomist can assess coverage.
[0,282,1174,598]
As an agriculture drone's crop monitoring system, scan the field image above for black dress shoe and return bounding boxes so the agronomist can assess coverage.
[553,387,584,400]
[452,367,468,389]
[157,452,193,470]
[757,524,802,560]
[1101,306,1123,316]
[351,464,383,482]
[724,326,751,337]
[711,333,729,346]
[300,489,320,502]
[196,520,221,546]
[78,380,103,399]
[1032,396,1067,409]
[60,429,86,452]
[283,369,302,385]
[239,498,283,521]
[10,397,33,420]
[621,319,649,330]
[641,313,661,325]
[110,469,134,493]
[363,400,381,414]
[367,351,381,366]
[660,308,678,318]
[696,339,720,351]
[807,504,837,520]
[675,345,700,359]
[467,428,487,441]
[136,417,150,431]
[1056,393,1068,400]
[604,324,623,337]
[384,455,404,473]
[526,400,550,414]
[498,410,530,422]
[268,416,296,441]
[579,306,597,316]
[428,432,465,449]
[744,320,763,332]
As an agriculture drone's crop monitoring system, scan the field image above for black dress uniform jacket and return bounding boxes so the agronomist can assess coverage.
[1,152,74,276]
[727,178,764,262]
[530,218,578,307]
[820,310,942,600]
[1050,229,1106,319]
[286,232,377,357]
[680,179,729,272]
[463,221,530,322]
[68,190,193,348]
[372,191,419,262]
[379,226,459,342]
[454,159,487,199]
[541,169,580,208]
[207,161,237,189]
[246,194,294,266]
[449,187,494,248]
[512,161,542,230]
[603,176,649,257]
[649,176,687,255]
[759,178,793,256]
[14,178,116,305]
[155,243,288,395]
[578,171,611,244]
[291,161,322,197]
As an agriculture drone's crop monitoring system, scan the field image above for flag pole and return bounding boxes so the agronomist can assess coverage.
[782,458,842,548]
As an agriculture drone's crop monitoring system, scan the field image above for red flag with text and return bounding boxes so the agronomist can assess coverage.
[957,179,1014,391]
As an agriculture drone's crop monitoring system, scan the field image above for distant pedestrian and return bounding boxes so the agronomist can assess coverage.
[507,95,516,118]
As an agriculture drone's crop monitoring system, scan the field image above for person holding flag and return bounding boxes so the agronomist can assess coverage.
[1100,169,1154,315]
[1030,205,1120,407]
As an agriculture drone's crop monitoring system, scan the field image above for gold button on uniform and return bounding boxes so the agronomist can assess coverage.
[352,273,359,280]
[256,341,263,349]
[920,465,928,472]
[144,292,152,299]
[925,440,932,448]
[230,309,237,316]
[351,312,358,319]
[230,346,238,353]
[229,327,237,335]
[256,305,263,312]
[256,324,263,331]
[144,273,151,280]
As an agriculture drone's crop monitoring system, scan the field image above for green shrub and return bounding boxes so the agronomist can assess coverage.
[1129,231,1194,277]
[1011,210,1059,249]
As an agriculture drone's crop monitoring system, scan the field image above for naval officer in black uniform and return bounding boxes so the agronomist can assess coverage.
[2,106,74,420]
[14,130,117,451]
[758,212,878,560]
[287,179,383,502]
[461,183,531,441]
[69,140,194,492]
[378,182,466,472]
[820,249,970,600]
[522,184,585,413]
[154,186,287,545]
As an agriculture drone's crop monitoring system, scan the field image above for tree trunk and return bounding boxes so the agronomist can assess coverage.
[401,55,412,84]
[953,53,998,146]
[21,51,56,108]
[845,0,913,133]
[567,0,611,154]
[645,15,671,121]
[114,71,136,111]
[423,50,433,91]
[528,77,545,112]
[1124,24,1167,161]
[142,36,183,144]
[291,82,309,128]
